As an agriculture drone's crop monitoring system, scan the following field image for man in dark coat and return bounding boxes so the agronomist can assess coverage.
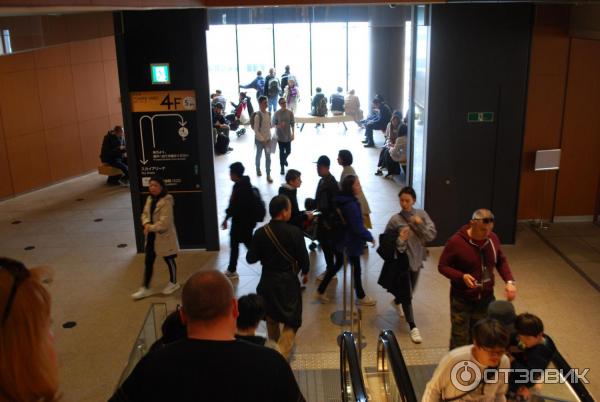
[246,195,309,360]
[313,156,343,279]
[278,169,312,229]
[100,125,128,184]
[222,162,256,280]
[362,97,392,147]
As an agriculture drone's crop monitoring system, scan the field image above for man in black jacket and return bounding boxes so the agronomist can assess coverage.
[313,156,343,281]
[247,195,310,360]
[222,162,256,280]
[100,125,128,185]
[363,97,392,147]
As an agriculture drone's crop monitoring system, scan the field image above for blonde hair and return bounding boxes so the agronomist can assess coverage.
[0,260,58,401]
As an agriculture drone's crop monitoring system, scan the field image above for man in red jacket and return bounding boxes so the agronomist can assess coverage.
[438,209,517,349]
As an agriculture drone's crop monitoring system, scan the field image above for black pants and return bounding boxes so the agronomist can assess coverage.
[318,255,366,299]
[317,232,343,271]
[278,141,291,169]
[391,270,420,325]
[106,157,128,180]
[144,234,177,287]
[228,236,251,272]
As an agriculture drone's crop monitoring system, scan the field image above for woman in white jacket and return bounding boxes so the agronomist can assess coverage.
[132,177,180,300]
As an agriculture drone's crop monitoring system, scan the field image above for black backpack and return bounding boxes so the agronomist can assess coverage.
[268,78,281,97]
[251,187,266,223]
[214,133,230,154]
[316,97,328,116]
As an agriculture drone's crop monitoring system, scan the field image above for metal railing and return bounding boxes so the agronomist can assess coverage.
[340,331,368,402]
[114,303,168,388]
[377,329,418,402]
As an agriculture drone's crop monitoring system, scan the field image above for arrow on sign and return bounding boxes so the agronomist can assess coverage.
[138,113,188,165]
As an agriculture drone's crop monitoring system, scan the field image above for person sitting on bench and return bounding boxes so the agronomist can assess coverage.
[100,125,128,185]
[330,87,345,116]
[311,87,327,128]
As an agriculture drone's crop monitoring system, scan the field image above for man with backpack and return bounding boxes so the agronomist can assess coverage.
[311,87,328,128]
[221,162,264,280]
[265,68,281,113]
[252,96,274,183]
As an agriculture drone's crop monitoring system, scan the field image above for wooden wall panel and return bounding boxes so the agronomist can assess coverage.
[72,61,109,121]
[0,113,14,198]
[0,70,45,138]
[37,66,78,129]
[78,116,110,171]
[517,6,570,220]
[44,124,83,181]
[0,34,120,197]
[555,38,600,217]
[6,131,51,193]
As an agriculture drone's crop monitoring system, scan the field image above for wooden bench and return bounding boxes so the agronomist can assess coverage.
[98,163,123,176]
[295,114,355,132]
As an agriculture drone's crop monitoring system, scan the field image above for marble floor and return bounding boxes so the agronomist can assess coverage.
[0,123,598,401]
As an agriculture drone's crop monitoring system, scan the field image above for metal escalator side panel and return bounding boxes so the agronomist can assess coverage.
[378,330,418,402]
[340,331,368,402]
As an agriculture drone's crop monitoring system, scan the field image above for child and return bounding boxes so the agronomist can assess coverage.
[235,294,279,352]
[508,313,556,401]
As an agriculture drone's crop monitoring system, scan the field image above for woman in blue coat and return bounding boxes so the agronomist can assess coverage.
[315,175,377,306]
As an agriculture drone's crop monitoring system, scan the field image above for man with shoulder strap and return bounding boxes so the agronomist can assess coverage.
[246,195,309,360]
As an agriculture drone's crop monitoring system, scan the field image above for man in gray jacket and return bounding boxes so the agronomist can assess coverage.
[253,96,273,183]
[273,97,295,176]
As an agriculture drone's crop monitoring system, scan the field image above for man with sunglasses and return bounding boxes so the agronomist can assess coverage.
[439,209,517,349]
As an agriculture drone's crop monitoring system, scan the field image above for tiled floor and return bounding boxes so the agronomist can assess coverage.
[0,123,598,401]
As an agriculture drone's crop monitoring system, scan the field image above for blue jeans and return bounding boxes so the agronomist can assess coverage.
[255,139,271,174]
[268,96,278,113]
[105,158,128,180]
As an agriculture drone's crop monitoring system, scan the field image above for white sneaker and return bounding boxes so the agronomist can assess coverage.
[390,299,404,317]
[409,327,423,344]
[162,282,180,295]
[356,295,377,306]
[131,287,152,300]
[314,291,330,304]
[224,270,239,280]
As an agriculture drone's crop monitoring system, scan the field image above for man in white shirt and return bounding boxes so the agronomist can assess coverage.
[423,318,510,402]
[253,96,273,183]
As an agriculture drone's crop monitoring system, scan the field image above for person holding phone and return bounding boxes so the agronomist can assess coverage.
[438,208,517,349]
[381,186,437,343]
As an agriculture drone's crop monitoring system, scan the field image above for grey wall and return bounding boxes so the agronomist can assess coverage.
[424,4,533,246]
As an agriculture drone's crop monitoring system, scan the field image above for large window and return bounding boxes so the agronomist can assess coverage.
[237,24,274,95]
[274,23,310,109]
[347,22,370,107]
[206,25,238,109]
[206,21,370,116]
[310,22,347,112]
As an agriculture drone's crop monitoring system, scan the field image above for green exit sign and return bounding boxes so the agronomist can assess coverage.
[151,63,170,85]
[467,112,494,123]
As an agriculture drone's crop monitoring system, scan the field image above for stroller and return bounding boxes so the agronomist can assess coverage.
[225,92,254,137]
[303,198,319,251]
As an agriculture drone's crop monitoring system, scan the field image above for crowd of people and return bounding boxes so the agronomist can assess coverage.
[1,71,559,402]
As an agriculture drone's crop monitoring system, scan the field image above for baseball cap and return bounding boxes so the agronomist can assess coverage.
[314,155,330,167]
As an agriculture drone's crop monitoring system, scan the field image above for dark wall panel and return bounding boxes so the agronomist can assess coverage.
[425,4,533,245]
[115,9,219,251]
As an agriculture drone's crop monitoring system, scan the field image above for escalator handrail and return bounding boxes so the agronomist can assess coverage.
[545,335,594,402]
[378,329,418,402]
[340,331,368,402]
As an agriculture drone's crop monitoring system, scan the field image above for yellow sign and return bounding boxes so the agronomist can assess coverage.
[130,90,197,112]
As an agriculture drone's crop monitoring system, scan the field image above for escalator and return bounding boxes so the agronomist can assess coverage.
[340,330,594,402]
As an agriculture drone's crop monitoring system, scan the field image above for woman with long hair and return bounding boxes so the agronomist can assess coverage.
[315,175,377,306]
[283,78,299,115]
[132,176,180,300]
[0,257,58,401]
[379,186,436,343]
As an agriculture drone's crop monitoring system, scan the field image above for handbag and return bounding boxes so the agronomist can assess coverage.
[269,134,278,154]
[376,231,398,262]
[264,224,300,274]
